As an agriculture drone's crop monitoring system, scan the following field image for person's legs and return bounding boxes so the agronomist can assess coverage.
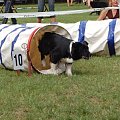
[9,4,17,24]
[78,0,82,3]
[48,0,56,23]
[37,0,45,23]
[38,0,45,11]
[11,18,17,24]
[75,0,78,4]
[2,0,17,24]
[70,0,73,5]
[50,16,56,23]
[48,0,55,11]
[67,0,70,6]
[37,18,41,23]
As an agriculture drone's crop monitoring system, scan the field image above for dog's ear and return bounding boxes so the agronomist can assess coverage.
[82,41,88,46]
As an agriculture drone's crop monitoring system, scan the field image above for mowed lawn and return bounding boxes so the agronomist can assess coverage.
[0,3,120,120]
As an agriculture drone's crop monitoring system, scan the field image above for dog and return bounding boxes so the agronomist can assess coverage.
[38,32,90,76]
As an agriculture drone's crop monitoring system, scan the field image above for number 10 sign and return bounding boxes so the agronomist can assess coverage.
[12,51,24,70]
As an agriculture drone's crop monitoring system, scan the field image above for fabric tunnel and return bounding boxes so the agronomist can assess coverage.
[58,19,120,57]
[0,18,120,72]
[0,24,71,72]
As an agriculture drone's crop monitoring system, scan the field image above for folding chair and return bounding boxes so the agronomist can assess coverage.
[44,3,48,12]
[0,3,4,13]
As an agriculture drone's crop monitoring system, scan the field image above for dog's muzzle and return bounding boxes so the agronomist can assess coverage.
[82,52,91,60]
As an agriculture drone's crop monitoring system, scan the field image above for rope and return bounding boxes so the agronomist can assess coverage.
[0,7,119,19]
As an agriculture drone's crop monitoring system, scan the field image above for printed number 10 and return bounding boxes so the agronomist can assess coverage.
[14,54,23,66]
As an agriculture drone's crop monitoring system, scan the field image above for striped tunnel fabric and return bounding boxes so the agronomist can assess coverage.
[0,24,72,71]
[0,25,10,66]
[11,27,33,59]
[107,19,116,56]
[0,26,33,68]
[0,24,38,69]
[78,21,87,43]
[0,26,24,67]
[78,19,117,56]
[0,20,119,71]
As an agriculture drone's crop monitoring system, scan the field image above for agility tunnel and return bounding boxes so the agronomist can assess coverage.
[0,23,71,72]
[0,18,120,72]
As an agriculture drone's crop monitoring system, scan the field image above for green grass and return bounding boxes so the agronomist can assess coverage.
[1,56,120,120]
[0,3,120,120]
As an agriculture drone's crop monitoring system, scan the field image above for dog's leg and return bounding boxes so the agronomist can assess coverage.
[65,63,72,76]
[41,59,46,67]
[41,53,46,67]
[50,63,58,74]
[39,62,65,75]
[39,63,58,75]
[58,61,66,73]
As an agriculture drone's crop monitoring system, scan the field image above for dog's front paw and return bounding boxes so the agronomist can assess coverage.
[39,69,57,75]
[65,63,72,76]
[66,71,72,76]
[39,67,65,75]
[41,60,46,67]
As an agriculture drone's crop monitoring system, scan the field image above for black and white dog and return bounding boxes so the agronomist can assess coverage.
[38,32,90,76]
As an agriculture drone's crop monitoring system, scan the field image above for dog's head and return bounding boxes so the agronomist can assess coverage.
[71,41,90,60]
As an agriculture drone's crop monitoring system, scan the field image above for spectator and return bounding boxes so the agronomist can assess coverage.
[87,0,108,8]
[75,0,82,4]
[2,0,17,24]
[87,0,92,8]
[37,0,56,23]
[83,0,87,5]
[87,0,109,15]
[97,0,119,20]
[67,0,73,6]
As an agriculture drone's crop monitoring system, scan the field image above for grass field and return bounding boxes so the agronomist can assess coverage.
[0,3,120,120]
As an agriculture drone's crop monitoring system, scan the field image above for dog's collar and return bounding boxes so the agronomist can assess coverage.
[69,41,75,57]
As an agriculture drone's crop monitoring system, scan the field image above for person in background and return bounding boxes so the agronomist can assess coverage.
[2,0,17,24]
[67,0,73,6]
[83,0,87,5]
[87,0,108,8]
[87,0,108,15]
[37,0,56,23]
[97,0,119,20]
[75,0,82,4]
[87,0,92,8]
